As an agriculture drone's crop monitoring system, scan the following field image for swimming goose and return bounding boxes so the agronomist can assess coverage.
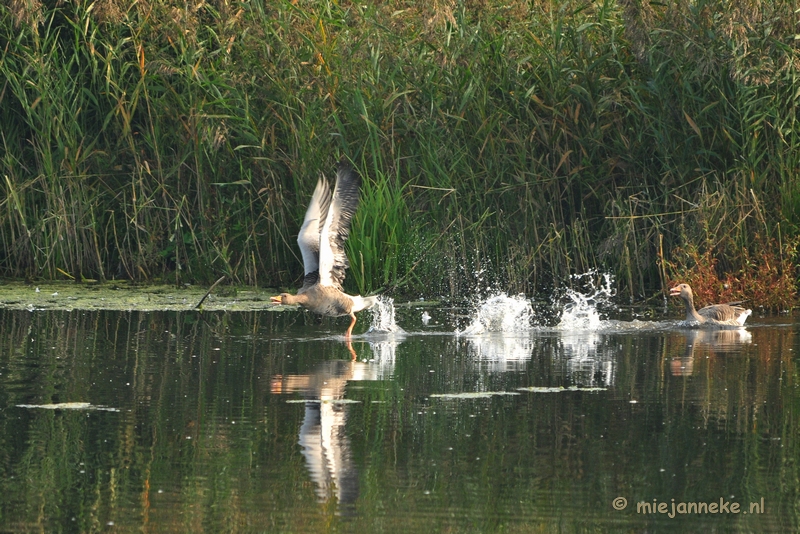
[271,161,377,339]
[669,283,751,326]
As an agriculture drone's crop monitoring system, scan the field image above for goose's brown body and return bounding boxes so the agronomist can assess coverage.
[670,283,751,327]
[275,286,375,320]
[271,161,377,338]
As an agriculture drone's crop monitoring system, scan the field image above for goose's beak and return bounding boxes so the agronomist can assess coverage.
[669,287,681,296]
[270,295,282,304]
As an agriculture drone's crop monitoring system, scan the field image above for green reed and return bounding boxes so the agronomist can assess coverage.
[1,0,798,304]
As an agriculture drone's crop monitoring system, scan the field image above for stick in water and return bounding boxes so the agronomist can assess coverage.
[195,276,226,309]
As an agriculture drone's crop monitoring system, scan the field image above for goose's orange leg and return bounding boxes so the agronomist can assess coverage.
[345,312,357,339]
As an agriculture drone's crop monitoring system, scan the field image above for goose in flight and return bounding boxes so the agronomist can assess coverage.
[670,283,751,326]
[271,161,377,338]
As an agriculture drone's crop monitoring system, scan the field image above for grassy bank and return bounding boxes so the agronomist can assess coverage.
[1,0,798,308]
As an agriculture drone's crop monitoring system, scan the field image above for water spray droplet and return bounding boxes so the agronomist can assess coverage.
[556,271,616,330]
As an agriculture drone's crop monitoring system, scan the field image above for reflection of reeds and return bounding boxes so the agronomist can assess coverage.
[1,2,798,304]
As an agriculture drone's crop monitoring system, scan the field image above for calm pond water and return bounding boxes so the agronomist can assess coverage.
[0,294,798,533]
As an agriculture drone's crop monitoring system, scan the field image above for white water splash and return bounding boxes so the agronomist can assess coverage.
[556,272,616,330]
[457,293,535,335]
[367,296,404,333]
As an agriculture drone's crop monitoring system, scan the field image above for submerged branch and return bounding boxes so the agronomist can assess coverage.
[195,276,226,310]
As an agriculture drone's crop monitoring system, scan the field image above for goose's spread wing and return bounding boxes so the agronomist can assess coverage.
[297,178,332,291]
[697,303,748,323]
[318,162,361,289]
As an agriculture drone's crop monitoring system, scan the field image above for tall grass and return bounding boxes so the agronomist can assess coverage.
[0,0,798,305]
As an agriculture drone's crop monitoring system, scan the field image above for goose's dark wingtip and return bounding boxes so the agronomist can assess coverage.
[335,159,361,186]
[336,157,358,172]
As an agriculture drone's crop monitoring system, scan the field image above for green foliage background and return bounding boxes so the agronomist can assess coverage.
[1,0,798,302]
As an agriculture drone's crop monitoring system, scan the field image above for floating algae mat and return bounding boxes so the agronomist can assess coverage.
[285,399,362,404]
[516,386,608,393]
[429,391,522,399]
[0,280,277,312]
[429,388,607,399]
[16,402,120,412]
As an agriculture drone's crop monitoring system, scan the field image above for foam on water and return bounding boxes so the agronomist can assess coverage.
[367,296,405,334]
[457,294,535,335]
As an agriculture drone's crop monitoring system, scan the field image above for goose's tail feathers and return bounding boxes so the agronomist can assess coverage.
[351,295,379,313]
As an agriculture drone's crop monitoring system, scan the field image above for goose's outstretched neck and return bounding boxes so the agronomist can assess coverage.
[680,291,704,322]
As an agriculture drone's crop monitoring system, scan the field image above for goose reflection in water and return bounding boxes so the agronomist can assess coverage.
[270,339,398,515]
[670,328,753,376]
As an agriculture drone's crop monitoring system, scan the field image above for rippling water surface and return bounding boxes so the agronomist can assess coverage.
[0,293,797,532]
